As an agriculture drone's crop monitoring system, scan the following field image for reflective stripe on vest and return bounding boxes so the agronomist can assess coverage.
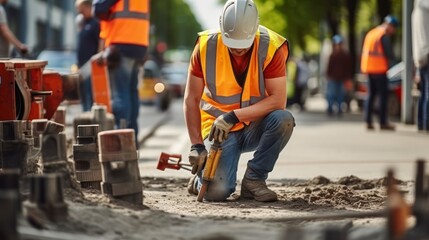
[360,26,388,74]
[111,0,149,20]
[105,0,149,47]
[198,26,287,138]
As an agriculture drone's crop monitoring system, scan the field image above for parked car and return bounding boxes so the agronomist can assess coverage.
[161,62,188,98]
[36,50,78,74]
[354,62,403,117]
[138,60,171,111]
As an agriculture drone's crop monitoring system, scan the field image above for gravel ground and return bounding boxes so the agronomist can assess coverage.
[18,174,415,240]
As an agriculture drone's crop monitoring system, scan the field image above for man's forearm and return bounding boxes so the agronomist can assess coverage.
[98,39,105,52]
[234,95,285,123]
[184,100,204,145]
[234,76,286,122]
[381,35,397,68]
[1,25,24,49]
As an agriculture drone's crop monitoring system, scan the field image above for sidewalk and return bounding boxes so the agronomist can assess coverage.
[266,95,428,181]
[141,95,429,183]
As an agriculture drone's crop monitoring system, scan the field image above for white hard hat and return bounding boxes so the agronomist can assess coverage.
[219,0,259,49]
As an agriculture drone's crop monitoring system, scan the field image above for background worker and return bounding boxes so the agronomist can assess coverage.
[76,0,100,112]
[326,34,353,117]
[0,0,28,58]
[360,15,399,131]
[412,0,429,133]
[93,0,150,142]
[184,0,295,202]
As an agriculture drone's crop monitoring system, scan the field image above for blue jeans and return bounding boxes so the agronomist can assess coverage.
[198,110,295,201]
[326,80,345,114]
[109,57,141,139]
[79,75,93,112]
[365,74,389,125]
[417,64,429,131]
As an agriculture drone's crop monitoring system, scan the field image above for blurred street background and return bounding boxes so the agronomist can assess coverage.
[5,0,425,180]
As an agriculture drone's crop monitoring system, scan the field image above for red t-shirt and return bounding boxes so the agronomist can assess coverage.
[189,40,288,81]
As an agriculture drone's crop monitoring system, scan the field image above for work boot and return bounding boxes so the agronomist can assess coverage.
[366,123,375,130]
[240,177,278,202]
[187,175,198,195]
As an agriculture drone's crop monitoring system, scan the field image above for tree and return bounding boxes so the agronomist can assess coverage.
[345,0,358,73]
[377,0,392,22]
[254,0,336,55]
[150,0,202,50]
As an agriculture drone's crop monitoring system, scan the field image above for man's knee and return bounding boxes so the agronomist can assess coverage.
[266,110,295,130]
[203,182,235,202]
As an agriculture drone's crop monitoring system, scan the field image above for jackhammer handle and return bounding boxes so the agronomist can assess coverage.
[202,140,222,180]
[197,181,208,202]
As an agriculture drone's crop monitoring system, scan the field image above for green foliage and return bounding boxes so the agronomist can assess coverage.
[254,0,330,55]
[150,0,202,51]
[252,0,400,56]
[356,0,376,33]
[153,0,402,58]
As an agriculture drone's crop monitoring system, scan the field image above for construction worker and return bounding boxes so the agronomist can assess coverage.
[184,0,295,202]
[326,35,353,117]
[93,0,149,142]
[361,15,399,131]
[76,0,100,112]
[0,0,28,58]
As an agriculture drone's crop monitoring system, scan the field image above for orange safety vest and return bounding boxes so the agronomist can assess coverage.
[198,26,288,138]
[360,26,389,74]
[104,0,149,47]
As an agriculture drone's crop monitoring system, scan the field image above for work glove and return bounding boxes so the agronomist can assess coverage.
[208,111,240,143]
[189,144,208,174]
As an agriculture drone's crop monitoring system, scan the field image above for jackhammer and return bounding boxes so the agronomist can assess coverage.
[197,140,222,202]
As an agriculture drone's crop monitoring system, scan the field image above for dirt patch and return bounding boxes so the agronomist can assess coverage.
[141,175,409,218]
[286,175,397,210]
[20,175,412,240]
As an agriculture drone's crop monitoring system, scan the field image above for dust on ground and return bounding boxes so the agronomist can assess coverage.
[141,175,408,219]
[20,175,413,240]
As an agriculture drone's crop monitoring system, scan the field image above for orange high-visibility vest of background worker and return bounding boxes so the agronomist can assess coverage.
[360,26,389,74]
[104,0,149,47]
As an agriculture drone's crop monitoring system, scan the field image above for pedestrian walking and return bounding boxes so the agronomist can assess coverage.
[0,0,28,58]
[76,0,100,112]
[326,35,353,117]
[412,0,429,133]
[361,15,399,131]
[93,0,150,142]
[184,0,295,202]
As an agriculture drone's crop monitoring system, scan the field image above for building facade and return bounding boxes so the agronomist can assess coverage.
[6,0,77,56]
